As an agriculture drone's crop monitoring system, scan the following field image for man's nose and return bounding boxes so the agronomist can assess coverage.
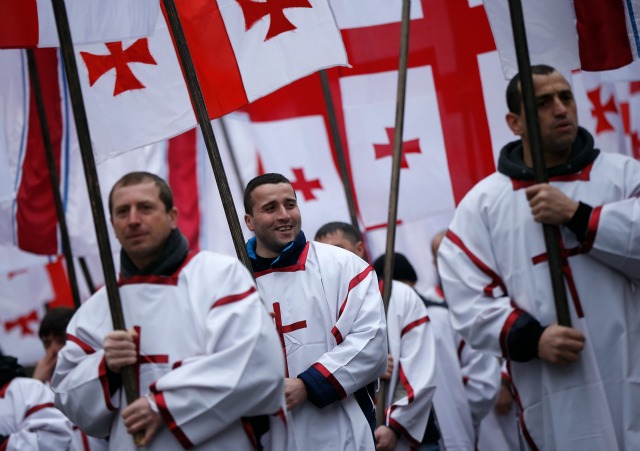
[275,204,290,220]
[552,96,568,115]
[127,208,141,225]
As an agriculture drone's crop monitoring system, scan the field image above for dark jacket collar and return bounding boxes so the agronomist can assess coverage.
[497,126,600,180]
[120,228,189,279]
[246,231,307,273]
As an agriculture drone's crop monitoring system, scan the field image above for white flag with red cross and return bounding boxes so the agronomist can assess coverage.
[0,0,158,48]
[483,0,640,77]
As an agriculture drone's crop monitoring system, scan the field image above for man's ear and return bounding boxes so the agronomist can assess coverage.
[169,207,178,229]
[355,241,366,260]
[506,112,524,136]
[244,213,254,232]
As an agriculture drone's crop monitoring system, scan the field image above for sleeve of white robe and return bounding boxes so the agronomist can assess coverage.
[385,283,437,448]
[457,336,501,431]
[438,189,519,359]
[147,259,285,447]
[579,156,640,281]
[299,250,388,407]
[2,378,73,451]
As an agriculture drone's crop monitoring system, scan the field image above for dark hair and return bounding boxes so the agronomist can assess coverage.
[372,252,418,283]
[243,173,293,214]
[315,222,363,244]
[506,64,557,114]
[108,172,174,215]
[39,307,74,339]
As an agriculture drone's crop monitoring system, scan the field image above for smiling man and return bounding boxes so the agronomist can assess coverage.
[438,65,640,450]
[244,173,388,451]
[52,172,285,450]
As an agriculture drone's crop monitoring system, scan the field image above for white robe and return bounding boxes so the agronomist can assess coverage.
[0,377,73,450]
[384,281,436,450]
[439,152,640,450]
[52,251,286,451]
[253,241,387,451]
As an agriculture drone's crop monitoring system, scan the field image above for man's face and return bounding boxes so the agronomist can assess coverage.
[244,183,301,258]
[110,181,177,269]
[316,230,365,259]
[41,334,65,353]
[509,71,578,165]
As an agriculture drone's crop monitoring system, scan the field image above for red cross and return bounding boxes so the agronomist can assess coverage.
[7,269,28,280]
[586,86,619,134]
[290,167,323,201]
[236,0,312,41]
[373,127,422,169]
[4,310,39,336]
[133,326,169,392]
[272,302,307,377]
[80,39,157,96]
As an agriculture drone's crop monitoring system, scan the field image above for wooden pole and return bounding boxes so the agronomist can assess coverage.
[507,0,572,327]
[218,117,247,194]
[79,257,96,295]
[162,0,252,273]
[26,49,82,310]
[49,0,142,444]
[319,69,360,231]
[377,0,412,428]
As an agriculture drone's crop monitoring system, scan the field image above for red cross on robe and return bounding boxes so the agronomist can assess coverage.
[373,127,422,169]
[272,302,307,377]
[236,0,312,41]
[132,326,169,392]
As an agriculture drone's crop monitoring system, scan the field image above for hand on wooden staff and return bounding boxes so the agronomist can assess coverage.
[537,324,585,365]
[380,354,393,381]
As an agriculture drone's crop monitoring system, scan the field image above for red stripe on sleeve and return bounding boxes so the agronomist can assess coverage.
[17,49,62,254]
[166,1,248,119]
[574,0,633,71]
[388,417,421,447]
[401,316,429,337]
[154,390,195,449]
[445,230,507,296]
[331,326,344,344]
[398,364,414,402]
[338,265,374,318]
[211,286,257,309]
[312,363,347,399]
[66,334,96,354]
[499,310,523,358]
[98,358,116,412]
[581,205,602,252]
[0,1,39,48]
[24,402,55,419]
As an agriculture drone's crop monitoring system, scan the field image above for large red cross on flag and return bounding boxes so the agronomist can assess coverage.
[237,0,313,41]
[0,0,159,48]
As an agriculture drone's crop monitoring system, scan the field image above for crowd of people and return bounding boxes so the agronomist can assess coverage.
[1,65,638,450]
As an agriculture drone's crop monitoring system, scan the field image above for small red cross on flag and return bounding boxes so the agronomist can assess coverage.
[373,127,422,169]
[587,86,619,134]
[236,0,313,41]
[290,167,323,201]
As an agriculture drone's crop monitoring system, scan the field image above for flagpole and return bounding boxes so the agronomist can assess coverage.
[49,0,143,444]
[218,117,246,194]
[79,256,96,295]
[26,49,82,310]
[319,69,360,231]
[161,0,252,273]
[377,0,412,428]
[507,0,571,327]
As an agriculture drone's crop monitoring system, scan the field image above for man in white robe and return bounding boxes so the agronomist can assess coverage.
[1,354,73,450]
[316,222,436,451]
[52,172,285,450]
[438,65,640,450]
[243,174,388,451]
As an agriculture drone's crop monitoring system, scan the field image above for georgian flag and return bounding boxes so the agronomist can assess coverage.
[483,0,640,77]
[0,0,159,48]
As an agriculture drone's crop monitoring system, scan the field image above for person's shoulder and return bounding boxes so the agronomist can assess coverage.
[6,377,52,397]
[189,250,240,267]
[312,240,363,261]
[457,171,509,207]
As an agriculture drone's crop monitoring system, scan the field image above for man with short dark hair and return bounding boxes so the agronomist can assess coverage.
[53,172,285,450]
[316,223,437,451]
[438,65,640,449]
[33,307,74,383]
[244,174,388,451]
